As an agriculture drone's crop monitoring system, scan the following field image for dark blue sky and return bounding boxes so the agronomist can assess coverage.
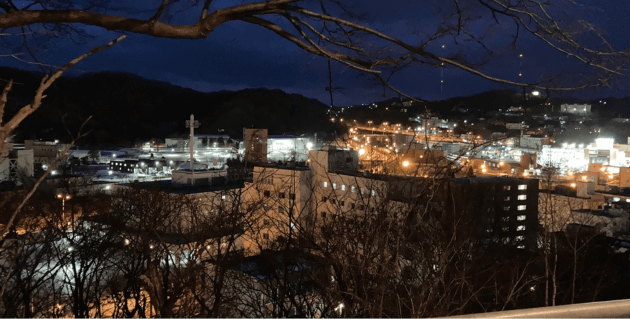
[2,0,629,105]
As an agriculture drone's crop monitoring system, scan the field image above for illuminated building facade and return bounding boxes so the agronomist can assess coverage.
[560,103,591,114]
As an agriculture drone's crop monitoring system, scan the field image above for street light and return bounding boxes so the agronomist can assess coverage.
[57,194,71,214]
[57,193,72,235]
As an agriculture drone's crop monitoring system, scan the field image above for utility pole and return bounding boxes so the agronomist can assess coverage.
[186,114,200,184]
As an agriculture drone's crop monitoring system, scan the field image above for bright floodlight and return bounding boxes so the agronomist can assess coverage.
[402,161,409,167]
[531,91,540,96]
[595,138,614,150]
[306,142,313,149]
[358,149,366,156]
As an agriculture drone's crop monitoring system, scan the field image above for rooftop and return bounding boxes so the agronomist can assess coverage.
[269,135,302,139]
[119,180,243,194]
[194,134,230,138]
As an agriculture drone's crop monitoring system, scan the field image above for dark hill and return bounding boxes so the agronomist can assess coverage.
[0,68,334,146]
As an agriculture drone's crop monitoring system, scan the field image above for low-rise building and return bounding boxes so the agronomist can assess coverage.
[560,103,591,114]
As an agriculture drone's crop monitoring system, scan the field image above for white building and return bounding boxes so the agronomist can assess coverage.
[519,135,550,150]
[560,103,591,114]
[241,129,313,163]
[171,162,226,187]
[25,140,66,168]
[539,145,589,171]
[0,145,34,183]
[268,135,312,162]
[506,122,528,130]
[165,134,232,150]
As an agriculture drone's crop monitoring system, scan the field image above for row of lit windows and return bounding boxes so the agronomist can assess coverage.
[502,205,527,211]
[322,181,376,196]
[504,195,527,201]
[492,214,527,223]
[488,225,527,233]
[111,162,136,167]
[503,184,528,191]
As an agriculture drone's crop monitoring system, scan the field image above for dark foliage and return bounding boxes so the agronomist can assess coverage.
[0,67,335,147]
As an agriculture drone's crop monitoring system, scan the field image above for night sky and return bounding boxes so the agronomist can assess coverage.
[2,0,629,106]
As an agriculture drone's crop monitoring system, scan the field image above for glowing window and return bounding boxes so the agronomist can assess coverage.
[517,215,526,221]
[518,195,527,200]
[332,183,337,190]
[518,184,527,190]
[323,182,328,188]
[517,205,526,211]
[517,225,526,231]
[341,184,346,191]
[351,186,356,193]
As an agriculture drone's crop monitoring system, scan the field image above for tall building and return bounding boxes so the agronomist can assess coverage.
[243,128,268,164]
[450,177,539,249]
[242,147,540,252]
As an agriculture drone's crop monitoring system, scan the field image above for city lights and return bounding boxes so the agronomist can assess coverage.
[5,1,629,316]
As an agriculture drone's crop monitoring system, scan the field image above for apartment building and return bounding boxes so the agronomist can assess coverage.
[450,177,540,249]
[243,147,541,252]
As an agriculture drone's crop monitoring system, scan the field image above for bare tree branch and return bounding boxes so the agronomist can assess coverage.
[0,116,93,241]
[0,79,11,126]
[0,34,126,150]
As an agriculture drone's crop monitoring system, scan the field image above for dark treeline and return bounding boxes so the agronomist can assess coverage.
[0,67,335,147]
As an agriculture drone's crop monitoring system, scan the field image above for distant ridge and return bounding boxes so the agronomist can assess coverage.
[0,67,334,147]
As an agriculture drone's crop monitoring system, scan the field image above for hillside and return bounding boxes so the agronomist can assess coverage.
[0,68,334,146]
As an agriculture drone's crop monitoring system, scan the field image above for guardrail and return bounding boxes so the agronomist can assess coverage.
[446,299,630,318]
